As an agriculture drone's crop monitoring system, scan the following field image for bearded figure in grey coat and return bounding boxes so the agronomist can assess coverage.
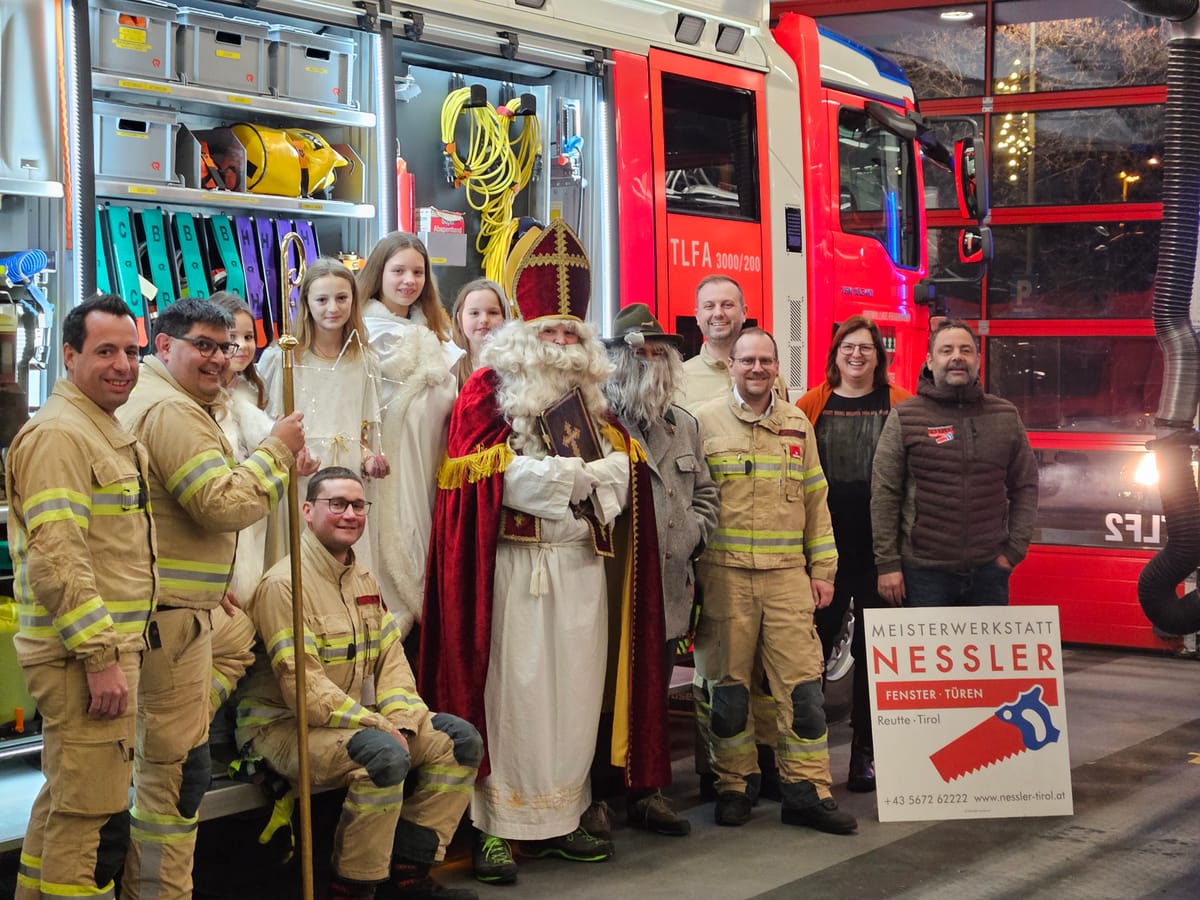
[601,303,721,836]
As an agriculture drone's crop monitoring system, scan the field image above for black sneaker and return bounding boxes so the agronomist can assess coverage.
[522,827,614,862]
[472,832,518,885]
[627,791,691,836]
[714,791,752,827]
[781,798,858,835]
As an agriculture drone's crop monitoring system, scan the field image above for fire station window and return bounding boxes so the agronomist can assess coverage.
[1033,447,1165,551]
[994,0,1168,94]
[987,221,1159,319]
[989,106,1163,208]
[987,335,1162,432]
[661,74,760,221]
[838,108,919,269]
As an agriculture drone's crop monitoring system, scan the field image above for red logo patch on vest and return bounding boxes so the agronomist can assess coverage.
[928,426,955,444]
[788,444,803,459]
[356,595,381,606]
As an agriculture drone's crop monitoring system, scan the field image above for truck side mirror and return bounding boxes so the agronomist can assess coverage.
[958,226,992,265]
[955,137,989,222]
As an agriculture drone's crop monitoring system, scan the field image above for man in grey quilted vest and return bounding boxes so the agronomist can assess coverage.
[870,319,1039,607]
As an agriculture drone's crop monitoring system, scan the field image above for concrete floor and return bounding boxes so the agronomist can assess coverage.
[4,647,1200,899]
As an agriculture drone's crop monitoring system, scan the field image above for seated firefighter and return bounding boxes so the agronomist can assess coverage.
[235,466,482,900]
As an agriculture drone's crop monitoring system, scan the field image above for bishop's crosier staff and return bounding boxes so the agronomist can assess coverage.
[278,231,315,900]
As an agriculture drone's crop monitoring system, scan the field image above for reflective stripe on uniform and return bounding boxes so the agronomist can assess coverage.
[243,449,287,507]
[236,702,290,730]
[129,806,198,845]
[37,878,116,899]
[264,628,320,667]
[801,465,827,493]
[328,696,372,729]
[377,687,428,718]
[804,534,838,564]
[211,668,235,709]
[91,481,144,516]
[157,557,231,594]
[778,731,829,763]
[107,598,153,633]
[344,781,405,815]
[16,851,40,890]
[54,596,114,651]
[24,487,91,531]
[165,450,232,507]
[379,614,402,651]
[707,528,807,555]
[413,763,475,794]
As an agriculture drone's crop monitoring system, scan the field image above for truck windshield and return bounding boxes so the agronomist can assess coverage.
[838,107,918,269]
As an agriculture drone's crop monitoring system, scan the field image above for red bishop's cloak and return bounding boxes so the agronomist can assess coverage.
[419,367,671,789]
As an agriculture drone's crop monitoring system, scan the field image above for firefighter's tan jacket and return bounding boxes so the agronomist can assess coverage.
[117,356,293,611]
[236,530,429,740]
[694,390,838,578]
[7,379,158,670]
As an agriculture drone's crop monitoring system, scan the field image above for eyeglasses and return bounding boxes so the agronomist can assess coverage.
[313,497,372,515]
[175,335,239,359]
[731,356,777,368]
[838,342,877,355]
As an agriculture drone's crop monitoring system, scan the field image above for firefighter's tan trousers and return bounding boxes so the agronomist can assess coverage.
[16,654,140,900]
[209,606,255,714]
[693,562,831,799]
[250,712,479,882]
[120,606,251,900]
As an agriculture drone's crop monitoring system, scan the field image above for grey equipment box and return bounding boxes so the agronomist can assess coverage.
[268,26,356,107]
[176,7,269,94]
[94,101,180,183]
[90,0,178,81]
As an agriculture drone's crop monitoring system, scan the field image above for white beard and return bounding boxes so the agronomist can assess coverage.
[603,345,683,427]
[483,319,613,456]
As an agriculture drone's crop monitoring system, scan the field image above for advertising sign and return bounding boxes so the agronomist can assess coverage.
[864,605,1073,822]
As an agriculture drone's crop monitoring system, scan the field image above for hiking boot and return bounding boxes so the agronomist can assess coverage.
[847,731,876,793]
[472,832,517,885]
[578,799,613,840]
[387,862,479,899]
[714,791,752,827]
[628,791,691,836]
[521,827,614,862]
[385,877,478,899]
[328,876,377,899]
[781,798,858,835]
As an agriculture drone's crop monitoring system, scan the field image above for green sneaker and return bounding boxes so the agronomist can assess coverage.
[522,827,614,862]
[472,832,518,884]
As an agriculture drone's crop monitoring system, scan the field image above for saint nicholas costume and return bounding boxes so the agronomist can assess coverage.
[419,221,670,841]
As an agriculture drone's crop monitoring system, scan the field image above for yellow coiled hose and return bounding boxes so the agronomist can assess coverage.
[441,87,541,283]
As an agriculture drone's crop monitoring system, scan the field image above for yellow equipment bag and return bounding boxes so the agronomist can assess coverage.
[230,124,347,197]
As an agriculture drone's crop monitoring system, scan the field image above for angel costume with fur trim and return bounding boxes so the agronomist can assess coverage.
[259,342,385,577]
[363,300,464,636]
[215,379,277,603]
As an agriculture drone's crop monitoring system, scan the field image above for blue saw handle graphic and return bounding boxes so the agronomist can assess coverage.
[996,685,1059,750]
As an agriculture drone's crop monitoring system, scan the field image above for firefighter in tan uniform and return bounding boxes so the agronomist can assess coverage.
[693,328,856,835]
[236,467,481,900]
[7,295,157,900]
[115,299,305,899]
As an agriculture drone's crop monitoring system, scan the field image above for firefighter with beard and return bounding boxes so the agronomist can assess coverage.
[420,221,670,886]
[601,303,719,837]
[693,327,856,835]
